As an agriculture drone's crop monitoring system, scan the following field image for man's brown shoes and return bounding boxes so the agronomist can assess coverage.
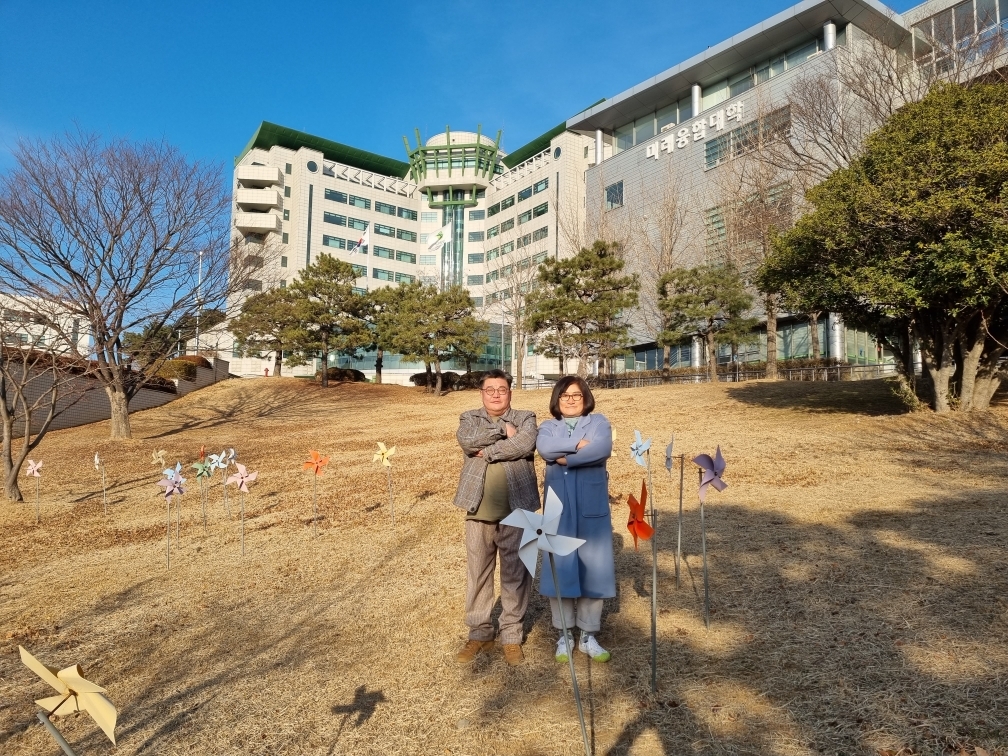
[502,643,524,666]
[456,640,494,663]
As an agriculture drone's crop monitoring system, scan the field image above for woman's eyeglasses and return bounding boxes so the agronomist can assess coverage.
[559,393,583,402]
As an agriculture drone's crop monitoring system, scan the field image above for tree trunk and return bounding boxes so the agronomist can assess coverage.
[374,348,383,384]
[662,344,670,371]
[957,316,985,410]
[2,414,23,502]
[273,350,282,377]
[425,362,433,393]
[765,296,778,380]
[434,360,443,395]
[809,312,820,360]
[918,320,957,413]
[106,384,132,439]
[970,339,1004,410]
[514,340,524,391]
[706,330,717,382]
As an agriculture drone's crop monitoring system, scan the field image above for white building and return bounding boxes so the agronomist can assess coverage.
[220,0,1006,380]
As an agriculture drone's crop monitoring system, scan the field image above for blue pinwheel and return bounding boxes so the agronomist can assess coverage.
[630,430,651,467]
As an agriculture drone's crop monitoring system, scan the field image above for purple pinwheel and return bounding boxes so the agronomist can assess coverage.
[158,464,186,500]
[693,446,727,502]
[226,463,257,493]
[630,430,651,468]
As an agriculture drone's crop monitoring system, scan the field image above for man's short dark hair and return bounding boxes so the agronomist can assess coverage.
[480,369,513,388]
[549,376,595,419]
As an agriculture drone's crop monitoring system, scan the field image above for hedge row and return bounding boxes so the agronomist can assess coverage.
[155,359,198,381]
[314,367,367,383]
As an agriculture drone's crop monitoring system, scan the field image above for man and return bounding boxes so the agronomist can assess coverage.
[453,369,540,666]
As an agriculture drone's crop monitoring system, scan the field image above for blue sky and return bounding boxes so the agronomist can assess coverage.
[0,0,917,176]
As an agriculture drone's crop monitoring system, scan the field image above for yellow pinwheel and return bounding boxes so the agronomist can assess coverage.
[372,442,395,467]
[151,449,166,468]
[19,645,117,745]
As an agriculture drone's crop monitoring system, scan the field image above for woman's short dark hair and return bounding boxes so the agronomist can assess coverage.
[480,369,512,388]
[549,376,595,419]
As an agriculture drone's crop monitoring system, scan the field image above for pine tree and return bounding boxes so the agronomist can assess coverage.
[229,288,300,376]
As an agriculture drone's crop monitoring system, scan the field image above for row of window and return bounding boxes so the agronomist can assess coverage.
[325,188,418,220]
[613,31,838,153]
[913,0,1005,63]
[486,178,548,217]
[468,251,550,286]
[372,268,416,284]
[323,212,369,231]
[373,246,418,264]
[485,203,548,239]
[485,227,549,261]
[704,106,791,170]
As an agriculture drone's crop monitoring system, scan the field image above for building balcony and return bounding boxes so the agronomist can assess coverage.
[236,164,283,187]
[234,212,281,234]
[235,187,281,210]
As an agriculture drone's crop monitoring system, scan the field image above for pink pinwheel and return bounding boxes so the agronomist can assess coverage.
[26,459,42,477]
[226,463,257,493]
[693,446,727,502]
[158,468,186,500]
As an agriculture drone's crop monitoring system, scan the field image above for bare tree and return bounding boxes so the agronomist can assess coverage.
[0,297,90,501]
[0,131,262,439]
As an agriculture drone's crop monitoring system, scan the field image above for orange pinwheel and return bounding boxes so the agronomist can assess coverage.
[199,444,206,462]
[303,450,329,476]
[626,480,654,550]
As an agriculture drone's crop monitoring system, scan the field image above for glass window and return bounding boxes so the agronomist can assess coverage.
[467,274,484,285]
[284,186,291,197]
[375,201,396,216]
[398,207,418,221]
[349,195,370,210]
[325,189,347,203]
[677,96,693,122]
[471,296,483,307]
[934,7,954,48]
[500,195,515,211]
[486,202,501,217]
[729,69,754,97]
[533,178,548,194]
[533,251,548,264]
[421,211,439,223]
[486,225,500,239]
[657,103,677,132]
[416,254,434,266]
[280,279,286,288]
[281,255,288,267]
[285,163,292,174]
[469,209,485,220]
[705,133,730,170]
[517,210,532,225]
[468,231,484,242]
[323,235,346,249]
[396,251,416,264]
[348,217,368,231]
[486,247,500,261]
[770,55,786,78]
[283,209,290,220]
[914,23,933,60]
[500,241,514,255]
[532,226,548,241]
[954,0,975,41]
[634,115,655,144]
[351,264,366,277]
[532,202,548,218]
[468,253,485,264]
[516,234,531,249]
[353,286,367,295]
[701,79,728,110]
[977,0,998,30]
[282,233,289,244]
[518,186,533,202]
[245,279,263,292]
[324,212,346,226]
[373,246,394,259]
[486,269,499,282]
[395,272,415,284]
[605,180,623,210]
[785,39,819,69]
[374,223,395,237]
[396,229,417,242]
[614,123,633,153]
[373,268,393,281]
[500,218,515,233]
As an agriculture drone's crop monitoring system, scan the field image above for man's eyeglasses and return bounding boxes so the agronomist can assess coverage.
[482,387,510,396]
[559,393,583,402]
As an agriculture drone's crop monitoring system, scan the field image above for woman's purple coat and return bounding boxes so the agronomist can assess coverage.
[535,413,616,599]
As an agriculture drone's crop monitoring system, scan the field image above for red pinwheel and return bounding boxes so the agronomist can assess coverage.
[626,480,655,550]
[303,450,329,475]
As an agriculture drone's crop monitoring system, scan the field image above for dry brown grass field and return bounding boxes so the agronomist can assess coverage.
[1,377,1006,756]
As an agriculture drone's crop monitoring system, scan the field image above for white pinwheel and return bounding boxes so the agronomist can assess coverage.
[93,453,101,472]
[19,645,117,745]
[501,487,585,578]
[630,430,651,468]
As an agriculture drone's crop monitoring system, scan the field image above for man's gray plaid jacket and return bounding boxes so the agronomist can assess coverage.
[452,407,541,514]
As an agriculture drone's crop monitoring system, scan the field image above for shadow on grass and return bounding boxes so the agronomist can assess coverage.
[727,377,907,416]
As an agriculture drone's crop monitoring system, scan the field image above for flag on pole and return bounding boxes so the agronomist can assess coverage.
[427,222,452,253]
[352,227,370,253]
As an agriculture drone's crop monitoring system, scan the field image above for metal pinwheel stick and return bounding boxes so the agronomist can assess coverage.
[373,443,396,525]
[304,450,329,536]
[631,431,659,694]
[693,447,728,631]
[227,463,258,556]
[94,453,107,516]
[26,460,42,524]
[501,489,591,756]
[665,438,685,590]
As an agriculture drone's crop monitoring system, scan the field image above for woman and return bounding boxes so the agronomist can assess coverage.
[536,376,615,663]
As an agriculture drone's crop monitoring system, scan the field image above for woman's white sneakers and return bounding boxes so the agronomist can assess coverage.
[555,631,574,662]
[556,631,611,663]
[578,632,611,662]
